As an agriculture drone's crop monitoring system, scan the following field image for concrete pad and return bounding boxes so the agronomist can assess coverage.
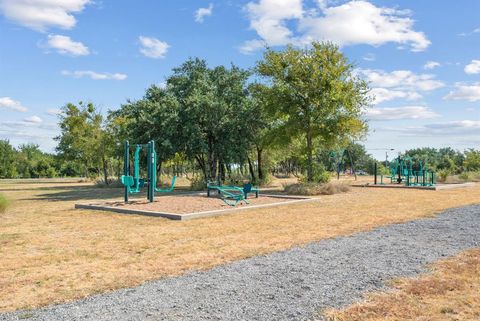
[75,194,317,221]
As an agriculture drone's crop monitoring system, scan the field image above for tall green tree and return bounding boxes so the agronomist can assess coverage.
[464,149,480,171]
[109,85,179,174]
[0,140,17,178]
[56,102,113,183]
[167,58,253,181]
[256,42,370,181]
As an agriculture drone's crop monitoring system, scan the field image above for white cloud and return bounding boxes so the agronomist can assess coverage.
[0,0,91,32]
[195,3,213,23]
[0,119,59,152]
[370,88,422,105]
[138,36,170,59]
[360,69,443,105]
[299,1,430,51]
[423,61,440,70]
[0,97,28,112]
[243,0,303,52]
[390,120,480,137]
[444,83,480,102]
[61,70,127,80]
[46,108,61,116]
[464,60,480,74]
[45,34,89,56]
[459,27,480,37]
[366,106,439,121]
[241,0,430,54]
[359,69,444,91]
[24,115,43,124]
[362,53,375,62]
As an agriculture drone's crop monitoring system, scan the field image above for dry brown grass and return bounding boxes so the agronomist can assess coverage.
[1,179,480,312]
[324,248,480,321]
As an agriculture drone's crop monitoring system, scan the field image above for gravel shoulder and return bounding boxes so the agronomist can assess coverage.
[2,205,479,321]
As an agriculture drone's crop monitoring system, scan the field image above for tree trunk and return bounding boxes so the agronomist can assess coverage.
[306,132,313,182]
[219,160,226,183]
[256,147,264,181]
[247,156,257,183]
[195,155,207,181]
[207,136,217,181]
[101,152,109,185]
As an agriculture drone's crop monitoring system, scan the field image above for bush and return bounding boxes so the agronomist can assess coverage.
[458,172,469,181]
[300,163,331,184]
[284,182,350,196]
[437,169,451,182]
[94,177,123,188]
[258,174,273,187]
[0,194,10,213]
[189,175,206,190]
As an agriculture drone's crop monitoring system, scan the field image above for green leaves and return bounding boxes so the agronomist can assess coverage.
[255,42,370,181]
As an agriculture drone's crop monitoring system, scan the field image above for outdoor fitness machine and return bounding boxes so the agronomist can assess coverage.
[373,155,436,187]
[121,140,176,203]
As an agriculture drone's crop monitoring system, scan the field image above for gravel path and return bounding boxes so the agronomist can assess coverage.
[2,205,480,321]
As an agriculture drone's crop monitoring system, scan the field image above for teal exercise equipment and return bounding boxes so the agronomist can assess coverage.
[121,140,176,203]
[373,155,436,187]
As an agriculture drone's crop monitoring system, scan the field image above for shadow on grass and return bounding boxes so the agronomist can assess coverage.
[22,185,196,202]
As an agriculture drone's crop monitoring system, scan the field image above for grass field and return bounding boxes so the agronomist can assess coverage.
[1,177,480,312]
[325,248,480,321]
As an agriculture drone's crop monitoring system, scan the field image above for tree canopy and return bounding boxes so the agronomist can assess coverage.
[255,42,370,181]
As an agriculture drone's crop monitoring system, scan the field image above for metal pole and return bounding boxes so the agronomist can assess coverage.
[151,140,156,202]
[124,141,129,203]
[147,142,151,201]
[374,162,377,185]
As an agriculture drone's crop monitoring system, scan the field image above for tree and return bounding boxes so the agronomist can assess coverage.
[0,140,17,178]
[256,42,370,181]
[109,85,180,176]
[56,102,114,183]
[464,149,480,171]
[16,144,57,178]
[167,58,253,181]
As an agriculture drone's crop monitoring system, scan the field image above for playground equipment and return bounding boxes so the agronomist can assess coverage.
[121,140,176,203]
[373,155,436,187]
[207,180,259,206]
[330,149,356,180]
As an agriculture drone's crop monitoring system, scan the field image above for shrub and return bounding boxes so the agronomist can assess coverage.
[300,163,331,184]
[0,194,10,213]
[94,177,123,188]
[258,174,273,187]
[437,169,450,182]
[284,182,350,196]
[458,172,469,181]
[189,175,206,190]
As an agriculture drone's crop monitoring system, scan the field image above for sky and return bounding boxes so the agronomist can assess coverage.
[0,0,479,160]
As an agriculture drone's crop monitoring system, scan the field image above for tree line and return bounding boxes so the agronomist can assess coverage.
[1,42,479,183]
[53,42,369,185]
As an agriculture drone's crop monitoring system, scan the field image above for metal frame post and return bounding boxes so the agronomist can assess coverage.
[147,140,155,203]
[124,140,129,203]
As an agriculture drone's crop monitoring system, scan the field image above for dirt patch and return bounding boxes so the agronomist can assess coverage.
[103,194,300,214]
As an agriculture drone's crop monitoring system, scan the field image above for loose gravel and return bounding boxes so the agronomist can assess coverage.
[2,205,479,321]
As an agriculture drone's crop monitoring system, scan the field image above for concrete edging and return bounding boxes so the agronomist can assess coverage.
[352,182,476,191]
[75,194,317,221]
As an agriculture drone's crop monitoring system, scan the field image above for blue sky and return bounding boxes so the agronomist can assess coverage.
[0,0,479,160]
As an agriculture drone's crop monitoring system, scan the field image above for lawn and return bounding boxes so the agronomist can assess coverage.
[1,178,480,311]
[325,248,480,321]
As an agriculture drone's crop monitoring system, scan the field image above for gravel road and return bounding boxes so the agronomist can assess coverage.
[2,205,479,321]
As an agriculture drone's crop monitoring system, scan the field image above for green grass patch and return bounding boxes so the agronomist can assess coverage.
[0,193,10,213]
[283,182,350,196]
